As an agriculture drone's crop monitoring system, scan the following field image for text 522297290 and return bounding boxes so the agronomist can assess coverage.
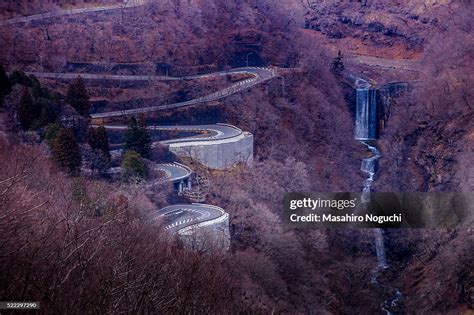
[0,302,40,310]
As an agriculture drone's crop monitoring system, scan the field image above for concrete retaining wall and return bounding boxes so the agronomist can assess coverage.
[178,207,230,251]
[168,132,253,169]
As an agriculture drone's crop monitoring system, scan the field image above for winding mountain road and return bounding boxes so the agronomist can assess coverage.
[0,1,146,26]
[346,53,421,71]
[36,67,274,118]
[153,163,192,183]
[29,66,275,237]
[104,123,243,145]
[7,1,273,242]
[39,66,275,162]
[95,162,192,186]
[151,203,228,235]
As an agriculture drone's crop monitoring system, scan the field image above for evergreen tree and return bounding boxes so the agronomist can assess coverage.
[30,75,45,99]
[51,128,82,176]
[0,65,12,106]
[36,98,59,128]
[121,150,148,179]
[44,123,60,144]
[331,50,345,76]
[66,77,90,117]
[17,88,37,130]
[124,117,151,158]
[9,70,32,87]
[90,149,111,176]
[87,126,111,159]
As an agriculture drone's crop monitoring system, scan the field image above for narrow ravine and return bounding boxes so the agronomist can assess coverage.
[354,84,388,267]
[355,84,403,314]
[360,142,388,269]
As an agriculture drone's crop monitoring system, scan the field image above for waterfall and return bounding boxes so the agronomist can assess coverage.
[355,89,378,140]
[354,81,401,313]
[360,142,388,268]
[374,228,388,268]
[361,142,380,199]
[382,289,404,315]
[354,87,388,269]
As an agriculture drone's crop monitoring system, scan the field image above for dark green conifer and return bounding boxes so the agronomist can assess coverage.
[51,128,82,176]
[9,70,32,86]
[44,123,60,144]
[124,117,151,158]
[0,65,12,106]
[121,150,148,179]
[87,125,111,159]
[331,50,345,76]
[17,88,37,130]
[66,77,90,117]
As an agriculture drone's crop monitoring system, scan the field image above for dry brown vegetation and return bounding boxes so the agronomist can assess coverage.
[301,0,469,59]
[0,136,250,313]
[373,7,474,312]
[0,1,301,71]
[0,1,123,19]
[378,8,474,193]
[43,73,248,103]
[0,0,473,313]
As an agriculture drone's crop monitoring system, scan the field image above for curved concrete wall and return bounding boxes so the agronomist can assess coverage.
[177,206,230,251]
[168,132,253,169]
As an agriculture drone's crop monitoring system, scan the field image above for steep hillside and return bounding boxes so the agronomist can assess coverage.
[376,7,473,193]
[0,0,472,313]
[301,0,465,59]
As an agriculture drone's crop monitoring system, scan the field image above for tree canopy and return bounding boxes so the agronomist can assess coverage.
[13,74,60,130]
[121,150,148,179]
[124,117,151,158]
[0,65,12,106]
[87,126,111,159]
[17,88,37,130]
[51,128,82,176]
[331,51,345,76]
[66,77,90,117]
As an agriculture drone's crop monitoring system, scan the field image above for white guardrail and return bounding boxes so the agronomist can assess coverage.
[177,204,228,235]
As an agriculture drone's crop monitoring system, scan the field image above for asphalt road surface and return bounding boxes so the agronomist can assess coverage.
[151,204,226,234]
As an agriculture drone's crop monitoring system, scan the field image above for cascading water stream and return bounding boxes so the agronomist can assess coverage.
[361,142,380,196]
[354,85,403,314]
[382,289,403,315]
[360,141,388,269]
[354,86,388,270]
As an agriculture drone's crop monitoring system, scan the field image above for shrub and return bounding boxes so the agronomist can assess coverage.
[121,151,148,179]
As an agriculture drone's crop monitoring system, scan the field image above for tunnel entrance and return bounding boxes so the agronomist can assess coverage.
[229,49,266,68]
